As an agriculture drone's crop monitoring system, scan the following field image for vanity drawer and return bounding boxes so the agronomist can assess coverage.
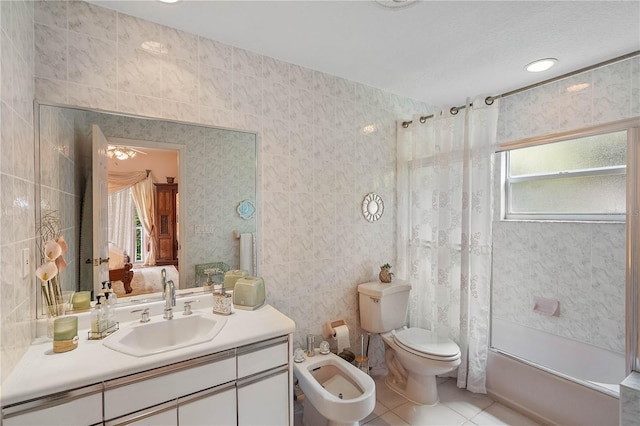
[2,384,102,426]
[237,336,289,378]
[103,350,235,421]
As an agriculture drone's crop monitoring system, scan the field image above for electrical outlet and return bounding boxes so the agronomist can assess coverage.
[22,248,30,278]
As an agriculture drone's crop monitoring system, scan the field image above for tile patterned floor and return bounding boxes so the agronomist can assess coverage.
[294,375,542,426]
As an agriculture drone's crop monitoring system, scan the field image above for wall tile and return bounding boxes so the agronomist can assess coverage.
[199,67,232,110]
[117,44,163,97]
[199,37,231,71]
[67,82,117,111]
[263,57,289,85]
[35,77,68,104]
[68,1,116,41]
[68,31,116,89]
[34,23,66,80]
[232,47,262,78]
[163,26,197,62]
[117,12,162,48]
[161,57,198,104]
[34,0,66,29]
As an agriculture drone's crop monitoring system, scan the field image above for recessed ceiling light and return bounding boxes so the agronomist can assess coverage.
[525,58,558,73]
[158,0,181,3]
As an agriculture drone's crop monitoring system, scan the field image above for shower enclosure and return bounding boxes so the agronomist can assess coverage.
[490,120,639,396]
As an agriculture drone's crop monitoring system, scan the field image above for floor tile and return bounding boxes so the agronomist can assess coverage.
[364,411,410,426]
[362,399,391,424]
[373,375,410,409]
[438,379,494,419]
[392,401,468,426]
[470,402,541,426]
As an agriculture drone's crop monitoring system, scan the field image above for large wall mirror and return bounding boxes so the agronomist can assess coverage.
[36,103,258,316]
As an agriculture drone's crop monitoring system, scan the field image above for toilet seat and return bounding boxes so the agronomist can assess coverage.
[392,328,461,361]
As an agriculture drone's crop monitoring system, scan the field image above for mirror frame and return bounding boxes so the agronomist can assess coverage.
[34,101,261,317]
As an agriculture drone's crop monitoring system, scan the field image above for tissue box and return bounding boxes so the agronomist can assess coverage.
[232,276,265,310]
[224,269,248,290]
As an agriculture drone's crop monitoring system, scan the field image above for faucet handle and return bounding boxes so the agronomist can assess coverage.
[131,308,150,323]
[183,300,199,316]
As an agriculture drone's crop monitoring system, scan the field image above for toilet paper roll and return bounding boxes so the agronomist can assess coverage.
[333,324,350,353]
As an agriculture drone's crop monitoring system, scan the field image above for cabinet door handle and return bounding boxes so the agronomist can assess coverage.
[237,365,288,389]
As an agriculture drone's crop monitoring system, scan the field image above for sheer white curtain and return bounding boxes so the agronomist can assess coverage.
[108,189,134,255]
[130,175,157,266]
[107,170,157,266]
[397,96,499,392]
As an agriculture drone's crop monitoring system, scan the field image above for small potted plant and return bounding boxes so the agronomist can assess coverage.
[379,263,393,283]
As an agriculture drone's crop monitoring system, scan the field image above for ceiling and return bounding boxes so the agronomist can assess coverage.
[91,0,640,107]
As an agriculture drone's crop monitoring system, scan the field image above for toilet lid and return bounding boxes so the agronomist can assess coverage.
[393,328,461,360]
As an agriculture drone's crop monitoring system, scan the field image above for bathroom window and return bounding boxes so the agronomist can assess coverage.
[503,128,628,221]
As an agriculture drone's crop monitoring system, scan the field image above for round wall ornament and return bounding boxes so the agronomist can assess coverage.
[362,192,384,222]
[237,200,256,220]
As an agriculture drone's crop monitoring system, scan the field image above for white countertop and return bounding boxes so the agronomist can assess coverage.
[1,296,295,407]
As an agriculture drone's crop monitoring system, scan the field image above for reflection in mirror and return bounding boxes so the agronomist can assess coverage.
[37,103,258,316]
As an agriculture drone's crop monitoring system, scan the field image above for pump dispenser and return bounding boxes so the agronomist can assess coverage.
[212,283,232,315]
[91,295,105,333]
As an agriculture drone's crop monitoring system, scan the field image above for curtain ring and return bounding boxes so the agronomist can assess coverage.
[485,96,495,106]
[450,106,459,115]
[402,120,412,128]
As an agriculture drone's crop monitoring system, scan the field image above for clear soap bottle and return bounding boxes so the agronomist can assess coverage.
[91,295,105,334]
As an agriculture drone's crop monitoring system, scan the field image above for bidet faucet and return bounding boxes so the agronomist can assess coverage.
[164,280,176,320]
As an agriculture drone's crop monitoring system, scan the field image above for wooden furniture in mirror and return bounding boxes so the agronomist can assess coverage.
[155,183,179,267]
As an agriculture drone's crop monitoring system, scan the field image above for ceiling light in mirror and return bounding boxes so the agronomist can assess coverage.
[525,58,558,73]
[107,146,137,160]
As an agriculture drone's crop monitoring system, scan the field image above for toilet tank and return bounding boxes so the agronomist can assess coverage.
[358,280,411,333]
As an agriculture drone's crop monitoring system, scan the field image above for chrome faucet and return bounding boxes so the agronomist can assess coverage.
[164,279,176,320]
[161,268,167,293]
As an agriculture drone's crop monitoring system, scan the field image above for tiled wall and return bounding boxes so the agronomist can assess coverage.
[24,0,429,368]
[0,0,36,382]
[491,57,639,355]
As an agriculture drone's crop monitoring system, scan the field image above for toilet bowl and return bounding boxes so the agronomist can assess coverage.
[357,280,461,406]
[293,349,376,426]
[382,327,460,405]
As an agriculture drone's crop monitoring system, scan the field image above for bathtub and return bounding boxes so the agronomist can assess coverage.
[491,318,626,393]
[487,318,623,425]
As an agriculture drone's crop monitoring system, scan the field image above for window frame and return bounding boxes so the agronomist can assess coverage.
[499,119,639,222]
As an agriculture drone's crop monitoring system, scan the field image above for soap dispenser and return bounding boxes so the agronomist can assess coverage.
[212,284,232,315]
[91,295,105,334]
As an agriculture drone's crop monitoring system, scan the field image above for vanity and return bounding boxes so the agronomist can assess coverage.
[1,297,295,425]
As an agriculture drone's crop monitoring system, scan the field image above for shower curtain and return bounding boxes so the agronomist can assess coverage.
[396,96,499,392]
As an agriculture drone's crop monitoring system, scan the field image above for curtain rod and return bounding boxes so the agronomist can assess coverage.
[401,50,640,129]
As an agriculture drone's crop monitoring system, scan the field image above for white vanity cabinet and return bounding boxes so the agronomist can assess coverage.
[177,381,237,425]
[1,305,295,426]
[1,384,103,426]
[103,350,236,422]
[237,336,290,426]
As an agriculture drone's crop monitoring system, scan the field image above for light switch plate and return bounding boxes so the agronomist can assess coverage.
[22,248,30,278]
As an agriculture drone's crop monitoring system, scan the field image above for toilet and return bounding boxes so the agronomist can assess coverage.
[293,349,376,426]
[358,280,461,405]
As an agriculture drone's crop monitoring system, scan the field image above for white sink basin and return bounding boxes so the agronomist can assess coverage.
[103,312,227,357]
